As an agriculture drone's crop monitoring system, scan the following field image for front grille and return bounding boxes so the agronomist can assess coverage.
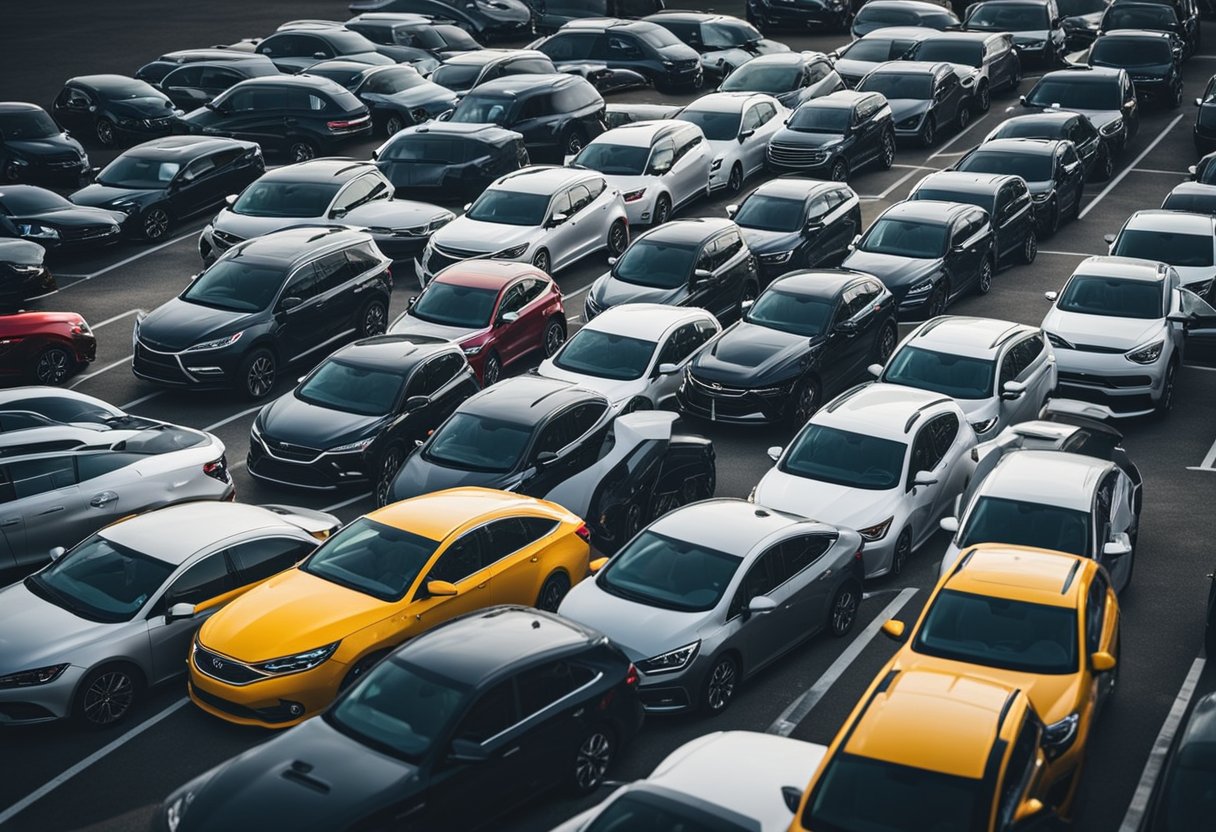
[768,141,828,167]
[248,451,339,488]
[58,225,118,242]
[144,116,174,130]
[1058,371,1152,389]
[133,341,189,383]
[37,152,82,167]
[189,683,300,724]
[687,373,748,397]
[1055,384,1155,413]
[259,435,322,462]
[426,243,483,275]
[212,230,244,252]
[193,644,264,685]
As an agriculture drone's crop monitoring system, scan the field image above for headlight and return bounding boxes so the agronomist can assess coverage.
[857,517,893,542]
[463,344,483,356]
[1100,118,1124,137]
[897,115,921,129]
[185,332,243,352]
[116,116,140,128]
[16,223,59,240]
[109,200,139,214]
[0,664,70,689]
[759,250,795,264]
[252,641,340,675]
[495,243,528,259]
[970,417,999,435]
[428,212,455,232]
[907,279,934,295]
[1126,340,1164,364]
[329,437,375,454]
[710,157,723,171]
[1045,331,1071,349]
[1043,712,1079,759]
[622,188,646,203]
[637,641,700,674]
[662,59,675,68]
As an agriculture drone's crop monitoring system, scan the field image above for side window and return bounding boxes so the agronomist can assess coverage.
[166,553,233,606]
[584,177,606,200]
[535,409,581,456]
[1062,145,1079,167]
[716,230,744,264]
[519,277,547,304]
[549,189,574,221]
[228,537,314,584]
[940,73,959,95]
[695,240,715,272]
[757,102,777,123]
[539,32,600,61]
[480,518,536,565]
[1085,572,1108,654]
[345,245,383,276]
[998,718,1040,827]
[455,679,518,743]
[835,285,864,323]
[429,352,469,392]
[517,661,595,718]
[429,529,484,584]
[310,250,356,294]
[199,67,240,90]
[780,535,834,577]
[853,280,882,309]
[929,412,959,462]
[807,194,831,221]
[282,263,322,304]
[950,215,971,246]
[742,105,764,132]
[729,547,783,618]
[520,93,553,120]
[9,457,77,498]
[166,66,204,87]
[332,176,381,212]
[607,34,643,60]
[807,61,830,83]
[406,357,443,398]
[77,452,143,482]
[568,183,595,214]
[657,323,699,365]
[210,148,243,170]
[996,186,1015,219]
[222,88,258,112]
[647,140,675,175]
[497,283,528,318]
[179,155,216,184]
[568,401,607,437]
[909,416,949,480]
[672,128,702,162]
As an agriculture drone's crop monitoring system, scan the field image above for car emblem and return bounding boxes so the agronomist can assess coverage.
[211,658,224,670]
[711,382,722,390]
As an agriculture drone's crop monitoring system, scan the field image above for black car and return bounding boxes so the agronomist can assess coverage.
[645,11,790,81]
[1191,150,1216,182]
[955,138,1085,235]
[1088,29,1182,107]
[156,60,282,110]
[852,0,960,38]
[727,178,864,283]
[71,136,263,242]
[251,27,425,75]
[430,49,558,95]
[1109,0,1199,56]
[374,122,528,201]
[905,31,1023,112]
[718,51,845,109]
[0,240,53,310]
[1059,0,1111,48]
[841,200,996,319]
[346,0,535,41]
[0,103,89,187]
[1195,75,1216,154]
[1143,691,1216,831]
[585,219,759,323]
[344,12,484,60]
[1100,1,1191,54]
[249,335,478,502]
[176,75,372,162]
[962,0,1068,66]
[535,0,666,33]
[605,102,683,128]
[135,50,280,85]
[157,606,644,832]
[1162,181,1216,213]
[678,270,898,424]
[984,110,1113,180]
[857,60,970,146]
[133,226,392,399]
[274,20,444,75]
[446,74,605,160]
[746,0,854,31]
[307,61,457,136]
[1019,66,1139,153]
[909,171,1038,265]
[51,75,182,148]
[0,186,124,253]
[533,18,703,92]
[767,90,896,180]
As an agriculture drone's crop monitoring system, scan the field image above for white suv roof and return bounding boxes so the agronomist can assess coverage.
[492,165,600,195]
[682,92,772,113]
[974,449,1111,512]
[1121,210,1216,235]
[903,316,1038,360]
[816,383,956,443]
[579,303,712,341]
[1072,255,1170,283]
[593,119,690,148]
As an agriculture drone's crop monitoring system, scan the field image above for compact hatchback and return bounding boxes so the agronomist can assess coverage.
[533,18,704,92]
[0,310,95,386]
[1088,29,1183,108]
[1105,209,1216,297]
[962,0,1068,66]
[373,122,529,201]
[676,92,787,194]
[52,75,181,147]
[984,110,1113,182]
[0,102,89,186]
[718,51,844,109]
[1019,66,1139,154]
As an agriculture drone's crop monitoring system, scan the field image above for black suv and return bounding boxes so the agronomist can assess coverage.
[1019,66,1139,153]
[52,75,181,148]
[306,61,457,136]
[1088,29,1183,108]
[346,0,535,41]
[746,0,854,31]
[447,74,605,159]
[644,11,790,82]
[344,12,483,60]
[0,102,89,186]
[984,110,1112,180]
[955,138,1085,235]
[962,0,1067,66]
[430,50,558,95]
[857,61,970,146]
[533,18,703,92]
[909,170,1038,266]
[535,0,666,33]
[133,226,392,399]
[767,90,896,180]
[176,75,372,162]
[374,122,529,200]
[1106,0,1198,57]
[156,60,281,110]
[135,50,279,85]
[253,27,419,74]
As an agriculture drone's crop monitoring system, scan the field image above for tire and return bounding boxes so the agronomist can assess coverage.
[536,571,571,612]
[701,654,739,715]
[568,725,614,795]
[1156,360,1177,414]
[874,321,898,365]
[927,282,949,318]
[564,128,586,157]
[615,501,645,547]
[32,345,75,385]
[358,297,388,337]
[976,81,991,113]
[828,581,862,637]
[481,351,502,386]
[1021,227,1038,264]
[95,118,116,147]
[239,348,276,401]
[789,376,821,424]
[374,443,404,508]
[141,205,171,241]
[543,317,566,357]
[890,528,912,578]
[1008,60,1023,91]
[288,138,317,163]
[3,160,23,182]
[1169,79,1183,109]
[653,193,672,226]
[958,103,972,132]
[532,248,551,273]
[879,129,896,170]
[607,219,628,257]
[919,116,936,147]
[1043,198,1060,236]
[1095,145,1114,181]
[340,651,389,692]
[829,157,849,182]
[384,114,405,138]
[727,162,743,194]
[976,256,994,295]
[73,664,139,728]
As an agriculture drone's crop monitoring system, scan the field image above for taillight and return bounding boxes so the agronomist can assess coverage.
[625,663,639,686]
[327,115,368,131]
[622,188,646,203]
[575,523,592,543]
[203,455,230,483]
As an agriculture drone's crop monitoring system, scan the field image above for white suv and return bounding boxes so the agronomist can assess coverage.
[1105,210,1216,298]
[676,92,789,194]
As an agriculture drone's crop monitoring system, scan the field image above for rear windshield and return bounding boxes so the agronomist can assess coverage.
[858,73,932,100]
[787,105,850,133]
[1090,37,1172,66]
[1112,228,1214,268]
[232,180,340,218]
[958,149,1053,182]
[382,136,476,164]
[0,110,58,140]
[913,40,984,66]
[431,63,481,91]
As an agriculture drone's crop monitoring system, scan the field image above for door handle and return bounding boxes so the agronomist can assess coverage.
[0,517,18,527]
[476,583,487,590]
[530,556,539,563]
[817,569,833,581]
[38,506,65,516]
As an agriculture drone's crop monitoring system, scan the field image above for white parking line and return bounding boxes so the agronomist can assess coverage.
[870,168,931,201]
[68,356,131,388]
[90,309,144,330]
[322,493,372,513]
[927,113,989,160]
[1118,657,1206,832]
[0,697,189,827]
[1132,167,1189,176]
[767,587,917,737]
[61,229,200,287]
[1186,432,1216,471]
[1079,114,1186,220]
[203,405,263,433]
[119,390,164,411]
[1037,249,1093,257]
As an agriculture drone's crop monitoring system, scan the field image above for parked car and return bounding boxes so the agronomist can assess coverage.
[962,0,1068,66]
[532,18,703,92]
[569,120,711,227]
[718,51,844,109]
[905,30,1022,112]
[1143,692,1216,830]
[347,0,535,42]
[1195,75,1216,154]
[1105,209,1216,296]
[0,102,89,186]
[829,27,935,88]
[766,90,896,181]
[561,498,865,714]
[0,387,128,425]
[51,75,181,148]
[0,502,338,726]
[745,0,855,32]
[249,335,479,503]
[1060,0,1112,48]
[165,606,641,829]
[1161,181,1216,213]
[373,121,529,201]
[857,61,971,146]
[645,11,790,82]
[1101,0,1193,58]
[252,26,432,74]
[585,218,759,323]
[535,0,667,33]
[292,61,456,136]
[136,50,280,85]
[679,270,898,424]
[0,186,124,252]
[908,171,1039,266]
[156,60,281,110]
[0,310,94,385]
[538,303,720,412]
[429,49,557,95]
[175,75,372,162]
[955,138,1086,236]
[71,137,263,243]
[754,382,978,577]
[389,259,567,385]
[852,0,960,38]
[1087,29,1183,108]
[344,12,484,60]
[135,226,392,399]
[605,102,683,128]
[1019,67,1139,153]
[728,179,864,283]
[0,239,53,310]
[841,200,996,319]
[1191,149,1216,183]
[984,110,1114,181]
[676,92,787,194]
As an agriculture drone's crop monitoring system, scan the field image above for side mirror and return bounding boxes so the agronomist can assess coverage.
[1013,798,1045,825]
[766,445,783,462]
[279,296,303,311]
[882,619,906,641]
[848,233,861,251]
[329,208,348,220]
[1167,311,1191,324]
[535,450,559,467]
[607,256,618,266]
[913,470,938,487]
[448,738,490,762]
[547,212,568,227]
[1019,94,1028,106]
[313,51,328,59]
[425,580,459,597]
[48,546,66,562]
[692,268,713,284]
[867,363,883,378]
[1196,98,1204,107]
[589,556,609,573]
[408,295,418,308]
[223,194,237,207]
[725,203,738,218]
[1103,533,1132,557]
[1001,380,1027,400]
[657,362,679,375]
[1188,165,1198,178]
[836,319,858,335]
[462,202,472,211]
[404,395,429,411]
[1044,290,1058,302]
[499,310,520,325]
[738,128,755,142]
[748,595,777,615]
[1102,233,1116,245]
[805,217,824,231]
[1091,651,1117,672]
[782,786,803,813]
[167,602,196,622]
[940,516,959,534]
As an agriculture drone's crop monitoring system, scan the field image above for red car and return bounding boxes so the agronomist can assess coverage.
[387,260,565,385]
[0,311,96,385]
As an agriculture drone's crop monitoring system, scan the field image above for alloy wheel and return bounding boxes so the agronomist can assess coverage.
[830,585,860,636]
[1023,229,1039,264]
[246,354,275,399]
[35,347,72,385]
[482,354,502,386]
[566,132,584,155]
[608,220,628,256]
[532,249,551,273]
[654,195,672,225]
[82,670,134,726]
[538,574,570,612]
[892,530,912,577]
[289,141,316,162]
[2,161,21,182]
[362,301,387,336]
[385,115,404,137]
[793,378,818,423]
[96,119,115,147]
[728,163,743,193]
[877,324,897,363]
[143,207,169,240]
[977,259,993,294]
[544,320,566,356]
[705,657,737,712]
[880,132,895,168]
[830,158,848,182]
[958,104,971,131]
[920,117,936,147]
[376,447,403,507]
[574,731,612,792]
[978,83,990,112]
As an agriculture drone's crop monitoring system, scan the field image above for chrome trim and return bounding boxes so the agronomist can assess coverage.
[192,641,271,687]
[136,338,198,383]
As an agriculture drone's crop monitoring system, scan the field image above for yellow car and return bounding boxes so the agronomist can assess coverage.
[877,544,1119,819]
[789,667,1057,832]
[188,487,592,727]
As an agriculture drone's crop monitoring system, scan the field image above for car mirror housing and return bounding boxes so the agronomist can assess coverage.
[692,268,713,284]
[766,445,783,462]
[881,619,906,641]
[836,319,858,335]
[1091,651,1117,672]
[657,362,679,375]
[1013,798,1045,825]
[498,310,520,325]
[1103,233,1116,245]
[1001,380,1027,400]
[48,546,66,562]
[738,128,755,142]
[167,602,196,622]
[224,194,237,207]
[939,516,960,534]
[725,203,738,218]
[1044,290,1058,302]
[547,212,568,227]
[782,786,803,813]
[589,556,609,573]
[1167,311,1191,324]
[748,595,777,614]
[1103,533,1132,557]
[448,738,490,762]
[913,470,938,487]
[279,296,303,312]
[425,580,459,597]
[535,450,559,467]
[867,362,883,378]
[404,395,429,411]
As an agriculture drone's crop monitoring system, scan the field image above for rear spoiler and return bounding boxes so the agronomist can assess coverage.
[260,504,342,536]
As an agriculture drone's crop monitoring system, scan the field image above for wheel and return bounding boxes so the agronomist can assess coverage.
[727,162,743,194]
[73,664,139,728]
[653,193,672,226]
[564,129,586,157]
[976,81,991,113]
[927,282,949,318]
[874,321,898,365]
[95,118,116,147]
[481,351,502,386]
[1008,60,1023,91]
[384,114,405,137]
[919,116,936,147]
[2,160,22,182]
[568,725,613,795]
[536,572,571,612]
[829,157,849,182]
[890,529,912,578]
[615,501,645,547]
[32,345,74,385]
[358,297,388,337]
[288,138,317,162]
[1021,227,1038,264]
[789,376,821,424]
[239,348,276,401]
[531,247,551,273]
[374,443,404,508]
[340,651,388,692]
[1156,360,1177,414]
[141,205,171,241]
[1169,79,1183,109]
[878,129,896,170]
[621,396,652,414]
[701,654,739,715]
[1095,145,1114,181]
[1043,198,1060,236]
[958,103,972,131]
[607,219,628,257]
[828,581,862,637]
[975,257,994,295]
[543,317,566,357]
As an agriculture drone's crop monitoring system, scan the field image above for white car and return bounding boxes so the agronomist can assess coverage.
[677,92,789,194]
[872,315,1056,442]
[551,731,827,832]
[1105,210,1216,298]
[417,165,628,282]
[568,119,711,227]
[753,382,977,578]
[536,303,720,413]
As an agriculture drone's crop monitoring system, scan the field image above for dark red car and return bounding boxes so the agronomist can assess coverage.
[387,260,565,385]
[0,310,96,385]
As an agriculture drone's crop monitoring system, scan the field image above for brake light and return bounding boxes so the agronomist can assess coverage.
[327,115,369,131]
[203,456,230,483]
[622,188,646,202]
[575,523,592,543]
[625,663,639,686]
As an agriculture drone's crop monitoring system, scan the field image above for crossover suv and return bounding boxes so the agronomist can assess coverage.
[646,11,790,81]
[962,0,1068,66]
[135,49,279,85]
[1019,66,1139,154]
[852,0,960,38]
[347,0,535,41]
[746,0,855,31]
[252,26,432,74]
[718,52,844,109]
[373,122,529,201]
[156,60,281,110]
[305,61,457,136]
[984,110,1114,181]
[0,102,89,186]
[51,75,181,147]
[1195,73,1216,154]
[533,18,704,92]
[1105,209,1216,297]
[678,93,787,194]
[0,186,124,253]
[536,0,667,33]
[344,12,484,60]
[909,171,1038,266]
[955,138,1086,236]
[857,61,971,146]
[1088,29,1183,108]
[0,310,95,385]
[830,28,936,88]
[906,30,1023,112]
[766,90,896,180]
[429,49,558,95]
[135,226,392,399]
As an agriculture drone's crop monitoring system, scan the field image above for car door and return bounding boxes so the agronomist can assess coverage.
[53,86,93,133]
[273,261,330,361]
[803,193,837,266]
[1012,334,1053,422]
[653,321,709,401]
[709,230,749,319]
[996,337,1031,424]
[2,456,83,567]
[938,72,964,126]
[199,66,245,104]
[906,414,955,547]
[1180,287,1216,366]
[510,660,601,793]
[480,515,560,605]
[307,249,362,350]
[780,534,840,639]
[739,103,767,177]
[1058,144,1085,213]
[823,285,866,392]
[841,280,885,381]
[945,213,986,296]
[215,86,287,151]
[605,32,645,73]
[847,99,877,168]
[552,184,594,267]
[169,154,222,219]
[401,352,475,441]
[725,545,791,670]
[161,65,210,110]
[525,401,610,497]
[146,549,237,682]
[491,281,533,367]
[1069,117,1101,172]
[668,127,706,208]
[411,526,498,632]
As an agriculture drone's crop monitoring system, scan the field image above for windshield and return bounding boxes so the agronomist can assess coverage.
[916,40,984,66]
[586,791,755,832]
[968,4,1048,29]
[232,180,339,218]
[861,217,947,258]
[612,238,697,289]
[27,536,174,623]
[97,155,180,189]
[678,109,740,141]
[465,188,549,226]
[780,424,906,490]
[431,62,481,91]
[1155,742,1216,832]
[451,93,515,125]
[913,187,991,212]
[703,20,763,48]
[297,360,403,417]
[788,105,850,133]
[1027,78,1120,110]
[746,286,833,337]
[735,194,805,232]
[1056,274,1166,319]
[424,412,532,473]
[1113,228,1213,268]
[639,26,682,48]
[962,148,1055,181]
[1060,0,1108,13]
[435,25,479,50]
[884,345,996,399]
[840,39,906,62]
[994,118,1067,140]
[366,66,426,93]
[409,281,498,328]
[598,530,740,613]
[915,587,1080,673]
[959,495,1092,555]
[553,328,656,380]
[1105,6,1176,29]
[399,26,445,49]
[0,189,73,214]
[1091,37,1172,66]
[302,517,438,601]
[97,79,163,100]
[573,142,650,175]
[1162,191,1216,213]
[721,63,799,93]
[181,257,285,313]
[859,73,932,99]
[0,110,58,140]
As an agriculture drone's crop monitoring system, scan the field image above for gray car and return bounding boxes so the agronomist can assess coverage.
[558,498,865,715]
[0,501,339,727]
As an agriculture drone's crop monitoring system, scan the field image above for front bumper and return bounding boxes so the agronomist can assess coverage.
[188,644,348,729]
[677,373,795,424]
[0,264,57,304]
[247,435,372,491]
[1053,349,1166,417]
[4,154,90,185]
[766,145,833,173]
[368,232,430,261]
[622,191,662,226]
[132,338,244,390]
[634,656,714,713]
[0,665,84,724]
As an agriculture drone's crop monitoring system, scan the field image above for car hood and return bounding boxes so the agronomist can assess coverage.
[139,297,248,352]
[390,451,516,502]
[1042,308,1163,350]
[1024,105,1121,132]
[109,97,176,118]
[211,209,320,239]
[753,468,898,528]
[0,581,113,669]
[693,321,810,384]
[258,394,382,451]
[382,84,457,110]
[344,199,442,229]
[376,159,450,188]
[183,717,418,832]
[14,204,124,228]
[430,216,532,256]
[770,127,845,149]
[388,312,482,344]
[0,239,46,265]
[70,183,161,209]
[559,578,709,663]
[475,0,531,23]
[5,134,83,158]
[589,273,687,311]
[533,362,633,404]
[834,58,880,82]
[740,226,803,255]
[841,249,941,288]
[888,99,932,123]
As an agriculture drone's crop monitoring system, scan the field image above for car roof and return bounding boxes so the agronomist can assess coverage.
[1072,254,1169,282]
[307,59,383,78]
[975,138,1059,156]
[472,73,579,95]
[919,30,1001,42]
[581,303,711,339]
[100,502,305,565]
[648,499,824,557]
[462,375,606,423]
[863,0,953,10]
[682,92,773,113]
[750,177,840,200]
[563,17,657,31]
[997,111,1078,130]
[1166,181,1216,199]
[259,158,376,183]
[239,74,350,93]
[638,217,736,244]
[809,90,877,109]
[493,165,600,194]
[1097,28,1176,40]
[326,334,452,371]
[443,48,547,67]
[348,12,434,24]
[1122,209,1216,233]
[117,135,256,160]
[370,486,562,541]
[156,48,273,63]
[593,119,689,147]
[434,259,545,288]
[977,449,1112,511]
[236,226,370,261]
[856,26,941,40]
[915,171,1015,195]
[405,121,519,142]
[878,199,971,223]
[1040,66,1123,83]
[0,102,50,114]
[744,52,814,67]
[70,74,154,90]
[946,544,1090,608]
[815,382,953,441]
[771,269,875,297]
[906,316,1035,358]
[870,60,949,76]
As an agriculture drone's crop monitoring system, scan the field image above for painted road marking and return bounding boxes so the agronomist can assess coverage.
[1079,114,1186,220]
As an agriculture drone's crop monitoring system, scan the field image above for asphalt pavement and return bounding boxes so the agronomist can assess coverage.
[2,2,1216,831]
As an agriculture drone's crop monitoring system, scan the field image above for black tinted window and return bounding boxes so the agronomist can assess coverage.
[456,680,517,743]
[166,554,232,606]
[229,537,314,584]
[429,531,485,584]
[516,661,595,717]
[9,457,76,498]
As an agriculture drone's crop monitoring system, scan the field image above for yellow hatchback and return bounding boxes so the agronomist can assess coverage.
[188,487,592,727]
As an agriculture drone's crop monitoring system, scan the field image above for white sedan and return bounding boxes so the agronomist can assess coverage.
[677,92,790,195]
